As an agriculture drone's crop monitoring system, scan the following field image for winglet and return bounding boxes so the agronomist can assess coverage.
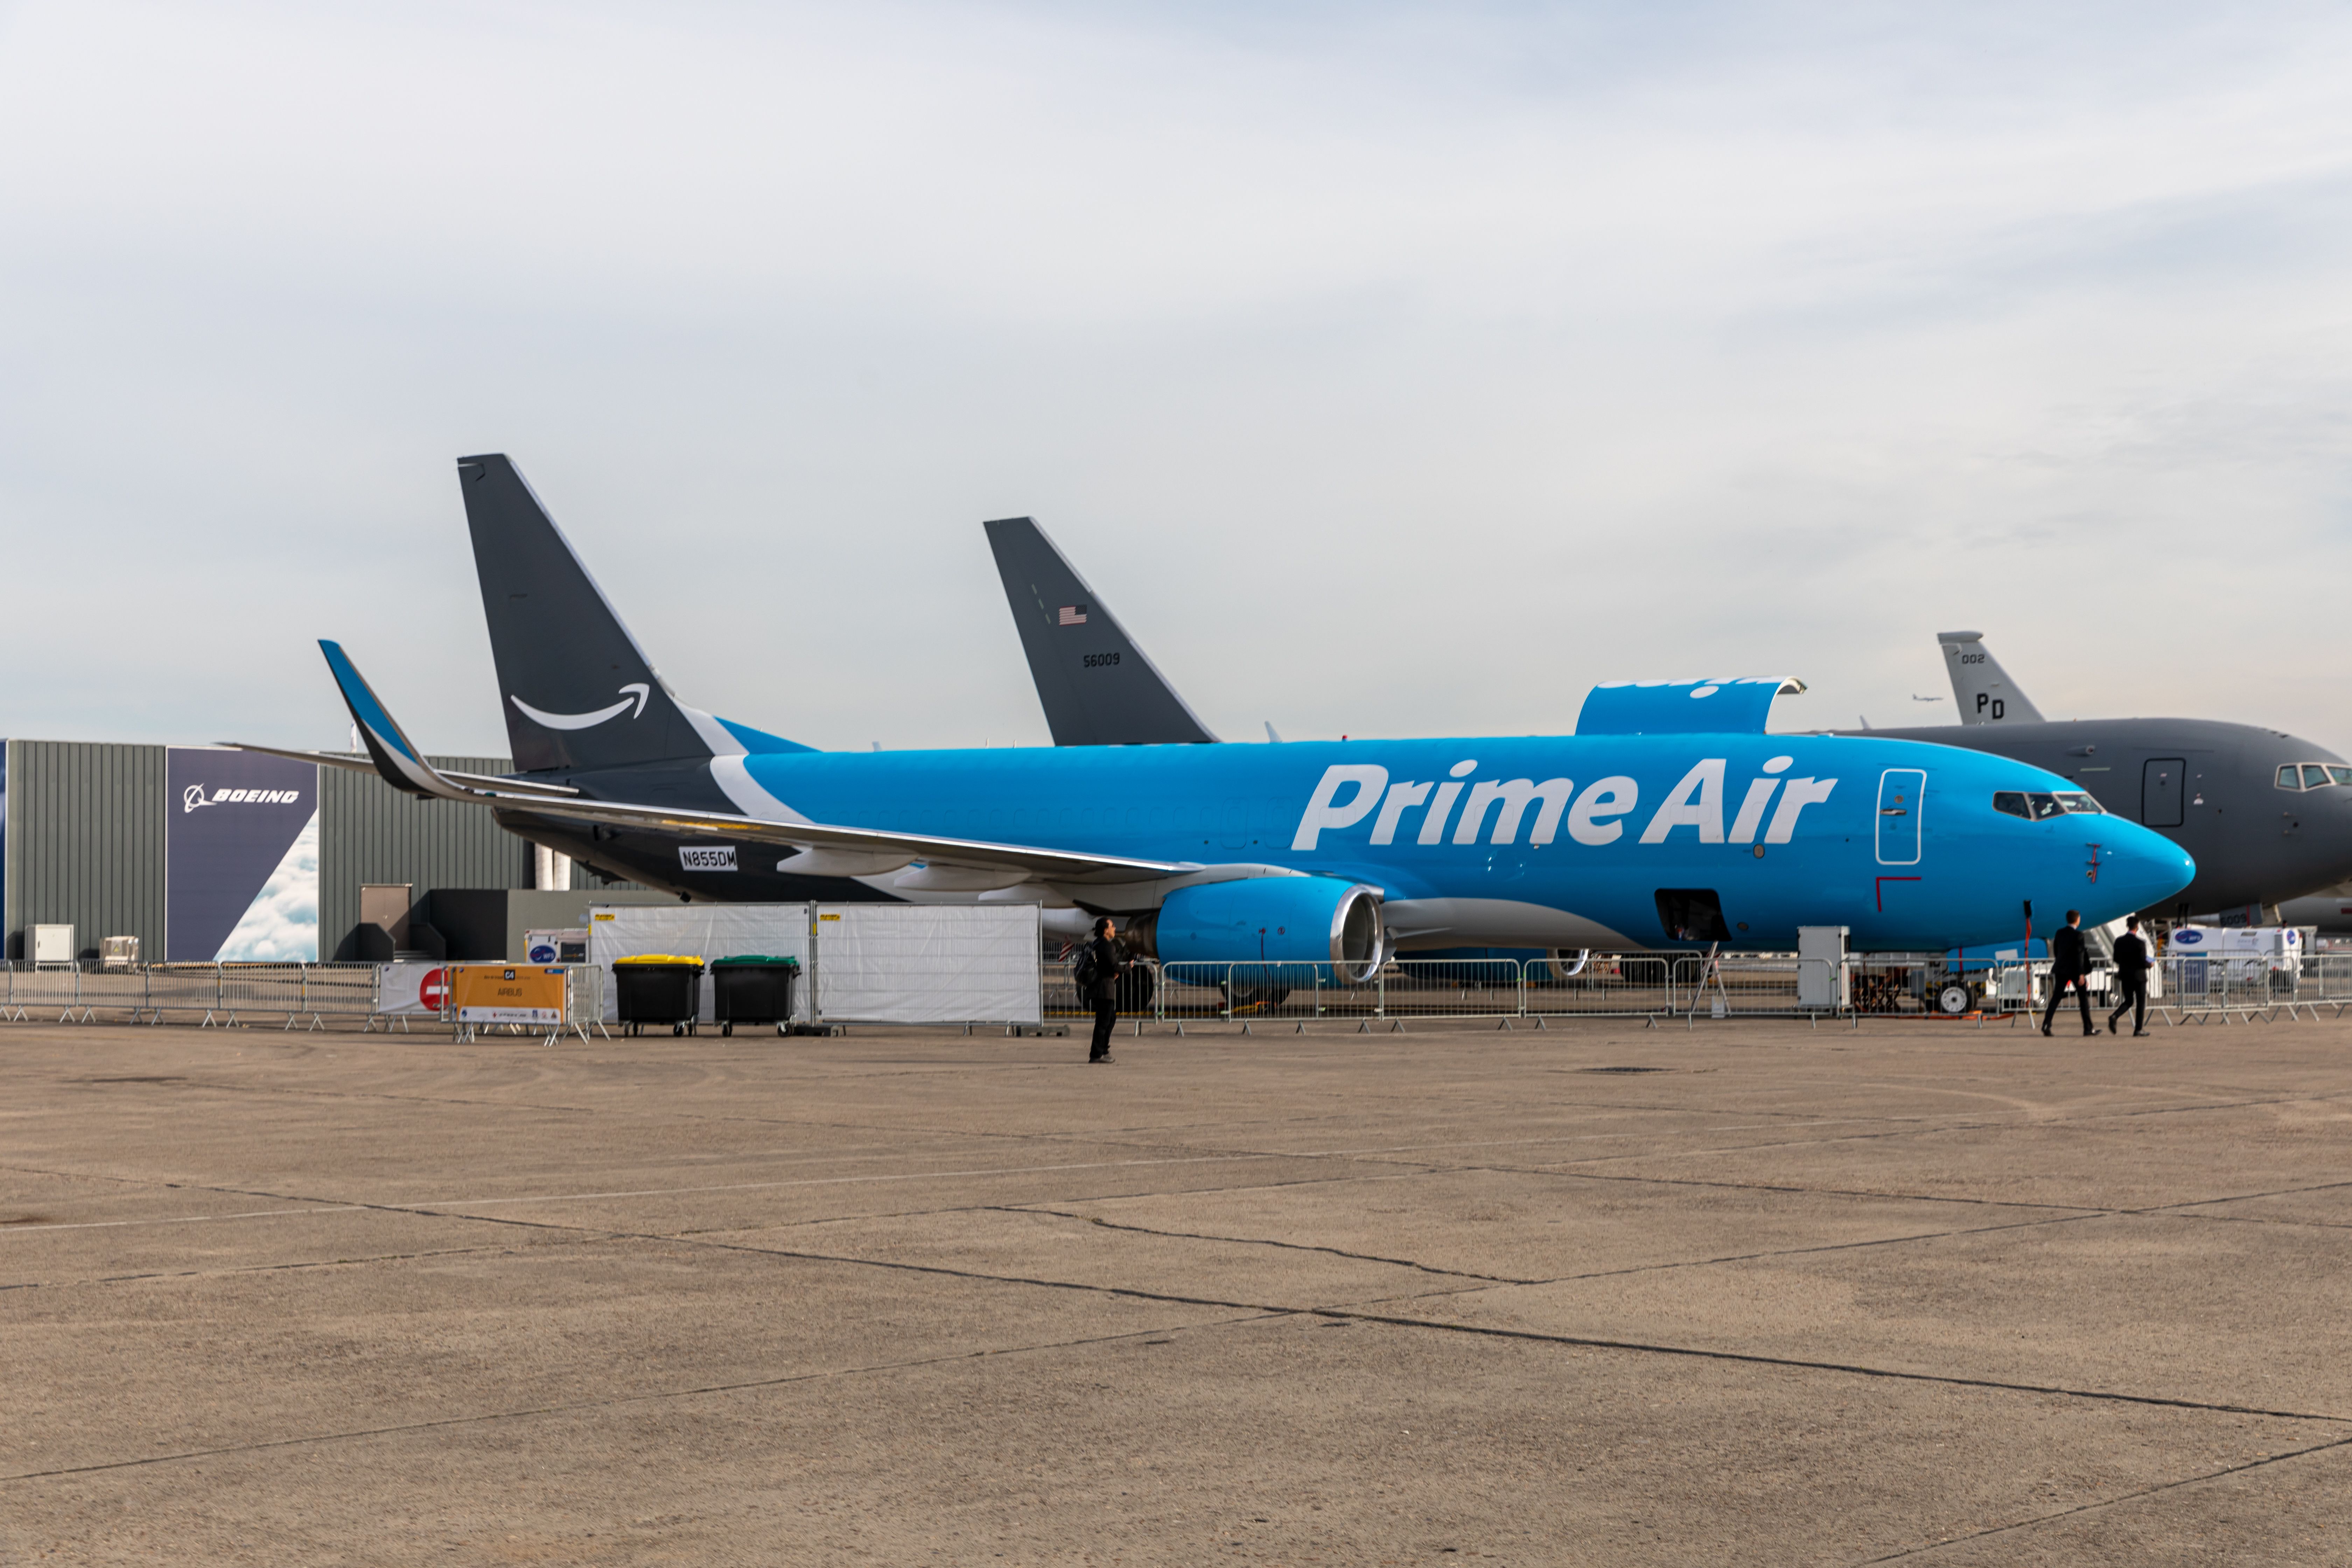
[318,640,470,800]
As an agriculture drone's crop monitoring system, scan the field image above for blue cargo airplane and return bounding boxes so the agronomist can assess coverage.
[234,455,2193,971]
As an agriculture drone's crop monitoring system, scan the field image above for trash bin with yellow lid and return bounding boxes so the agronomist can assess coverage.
[612,955,705,1037]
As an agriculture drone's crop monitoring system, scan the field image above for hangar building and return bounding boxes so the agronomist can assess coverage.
[0,737,634,965]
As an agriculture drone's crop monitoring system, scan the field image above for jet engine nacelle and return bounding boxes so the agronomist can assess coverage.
[1142,875,1386,981]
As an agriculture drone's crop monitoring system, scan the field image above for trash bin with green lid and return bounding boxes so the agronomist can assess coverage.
[612,955,705,1037]
[711,955,801,1036]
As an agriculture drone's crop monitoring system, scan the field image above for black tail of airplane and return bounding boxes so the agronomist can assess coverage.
[982,516,1216,747]
[457,454,717,775]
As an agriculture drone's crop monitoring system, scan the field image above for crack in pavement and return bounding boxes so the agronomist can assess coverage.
[992,1205,1539,1284]
[1851,1432,2352,1563]
[0,1311,1281,1485]
[25,1161,2335,1432]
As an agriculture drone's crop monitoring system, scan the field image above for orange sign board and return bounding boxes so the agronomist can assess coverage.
[450,965,567,1024]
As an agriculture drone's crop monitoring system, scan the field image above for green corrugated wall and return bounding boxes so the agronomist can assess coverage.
[2,740,538,961]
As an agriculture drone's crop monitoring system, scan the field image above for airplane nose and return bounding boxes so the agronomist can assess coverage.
[2096,819,2197,914]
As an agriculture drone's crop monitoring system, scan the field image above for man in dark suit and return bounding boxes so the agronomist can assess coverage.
[1082,916,1128,1064]
[2108,914,2153,1037]
[2040,909,2095,1036]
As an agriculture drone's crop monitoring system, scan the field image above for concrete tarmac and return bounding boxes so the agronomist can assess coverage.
[3,1017,2350,1564]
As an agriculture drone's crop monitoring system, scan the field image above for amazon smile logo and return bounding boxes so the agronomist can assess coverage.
[510,684,651,731]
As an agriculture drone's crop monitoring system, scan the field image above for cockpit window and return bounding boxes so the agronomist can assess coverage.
[2331,766,2352,787]
[2281,765,2306,790]
[2305,765,2336,790]
[1994,790,2104,820]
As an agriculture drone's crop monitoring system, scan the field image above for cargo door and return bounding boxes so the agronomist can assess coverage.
[1875,769,1925,866]
[2142,758,2185,827]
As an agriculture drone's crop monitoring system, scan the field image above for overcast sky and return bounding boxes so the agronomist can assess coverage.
[4,1,2348,757]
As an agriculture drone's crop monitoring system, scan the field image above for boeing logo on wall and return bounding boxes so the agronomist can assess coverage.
[509,684,650,731]
[183,784,306,814]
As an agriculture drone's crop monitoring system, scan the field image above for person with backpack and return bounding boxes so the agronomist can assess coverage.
[1077,916,1128,1064]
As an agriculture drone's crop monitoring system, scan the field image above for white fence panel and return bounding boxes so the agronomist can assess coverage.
[815,904,1041,1024]
[586,903,812,1023]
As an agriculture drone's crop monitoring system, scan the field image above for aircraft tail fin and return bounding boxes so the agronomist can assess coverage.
[457,454,723,773]
[1937,630,2046,726]
[982,516,1216,746]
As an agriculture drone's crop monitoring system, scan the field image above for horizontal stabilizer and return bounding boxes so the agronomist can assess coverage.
[1576,678,1804,736]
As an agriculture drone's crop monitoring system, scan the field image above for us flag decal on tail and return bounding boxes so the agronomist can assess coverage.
[1058,604,1088,625]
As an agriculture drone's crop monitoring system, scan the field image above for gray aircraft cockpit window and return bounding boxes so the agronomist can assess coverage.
[2278,765,2301,790]
[2305,765,2337,790]
[2331,767,2352,786]
[1994,791,2106,820]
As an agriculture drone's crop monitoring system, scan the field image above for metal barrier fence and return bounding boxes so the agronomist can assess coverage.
[2153,952,2352,1023]
[20,951,2352,1034]
[449,966,608,1046]
[1069,955,1877,1027]
[1044,950,2352,1029]
[0,961,391,1027]
[0,961,616,1038]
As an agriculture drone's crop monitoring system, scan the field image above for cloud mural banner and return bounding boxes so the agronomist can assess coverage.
[166,748,319,962]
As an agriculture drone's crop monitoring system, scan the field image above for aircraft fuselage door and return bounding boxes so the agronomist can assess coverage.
[2143,758,2185,828]
[1876,769,1925,866]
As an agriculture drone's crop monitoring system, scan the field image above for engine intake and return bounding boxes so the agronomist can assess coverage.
[1140,876,1386,982]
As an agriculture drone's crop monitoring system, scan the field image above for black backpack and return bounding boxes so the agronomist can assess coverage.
[1073,947,1100,991]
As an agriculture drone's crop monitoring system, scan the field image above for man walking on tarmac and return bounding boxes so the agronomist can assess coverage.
[2108,914,2154,1036]
[2040,909,2095,1036]
[1080,916,1128,1064]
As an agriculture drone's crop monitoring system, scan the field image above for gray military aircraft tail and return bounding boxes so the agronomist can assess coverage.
[982,517,1215,747]
[1937,631,2045,725]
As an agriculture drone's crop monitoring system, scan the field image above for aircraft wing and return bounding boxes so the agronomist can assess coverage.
[473,792,1191,884]
[231,640,1196,886]
[224,743,584,799]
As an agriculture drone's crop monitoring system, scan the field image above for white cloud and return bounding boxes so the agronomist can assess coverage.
[215,812,320,962]
[1,3,2348,749]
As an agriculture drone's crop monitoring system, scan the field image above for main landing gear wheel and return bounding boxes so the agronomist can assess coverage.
[1937,984,1972,1015]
